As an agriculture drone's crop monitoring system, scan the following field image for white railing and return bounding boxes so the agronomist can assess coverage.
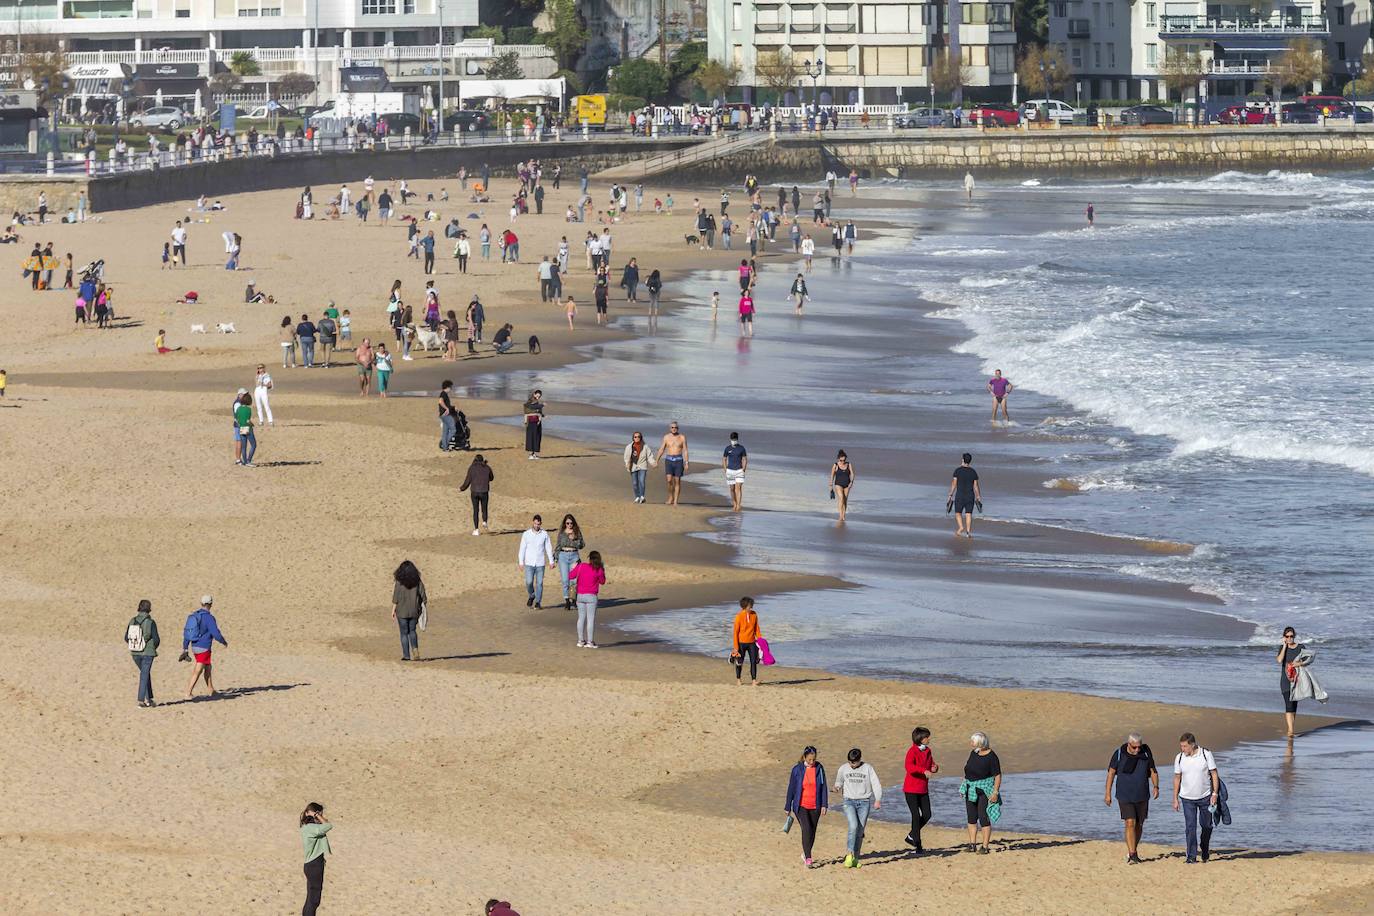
[1159,15,1328,33]
[1207,61,1276,75]
[0,43,554,69]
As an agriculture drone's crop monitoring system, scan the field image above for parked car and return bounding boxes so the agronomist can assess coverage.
[1356,106,1374,123]
[442,109,491,132]
[1019,99,1079,124]
[129,106,186,131]
[1119,104,1176,126]
[1214,105,1273,125]
[378,112,423,134]
[968,104,1020,127]
[1299,95,1351,117]
[894,107,946,129]
[1281,102,1321,124]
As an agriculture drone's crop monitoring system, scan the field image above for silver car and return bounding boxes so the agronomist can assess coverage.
[130,106,186,131]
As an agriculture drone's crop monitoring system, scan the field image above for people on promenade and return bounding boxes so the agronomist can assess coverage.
[961,732,1002,854]
[1104,731,1159,865]
[784,745,829,868]
[722,432,748,511]
[829,450,854,522]
[731,597,762,686]
[988,369,1013,422]
[555,514,585,610]
[656,421,688,506]
[624,431,653,503]
[1171,733,1219,864]
[523,390,545,459]
[459,454,494,536]
[182,595,227,698]
[517,515,554,609]
[903,727,938,852]
[125,599,160,707]
[300,802,332,916]
[570,550,606,648]
[1278,627,1309,736]
[948,452,981,538]
[833,748,883,868]
[391,560,427,661]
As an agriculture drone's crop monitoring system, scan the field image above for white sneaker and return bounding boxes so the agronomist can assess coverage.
[585,642,598,649]
[472,529,480,536]
[576,641,586,648]
[402,355,414,361]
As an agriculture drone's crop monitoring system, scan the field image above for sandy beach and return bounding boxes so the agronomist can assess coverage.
[2,170,1372,915]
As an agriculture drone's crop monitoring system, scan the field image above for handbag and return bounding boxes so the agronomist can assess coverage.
[238,425,250,435]
[418,601,428,631]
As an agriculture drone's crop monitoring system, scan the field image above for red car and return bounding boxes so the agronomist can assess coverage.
[968,104,1020,127]
[1215,105,1273,125]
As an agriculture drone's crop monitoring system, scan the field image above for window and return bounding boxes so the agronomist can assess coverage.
[1337,41,1347,59]
[875,4,906,30]
[402,0,413,11]
[62,0,133,17]
[1092,2,1099,24]
[960,44,988,66]
[732,44,743,68]
[1108,42,1115,66]
[732,2,741,30]
[1052,1,1066,15]
[1145,2,1155,25]
[1093,42,1101,66]
[1107,3,1114,27]
[991,44,1013,72]
[1336,5,1345,25]
[361,0,395,12]
[1145,42,1157,66]
[792,4,814,24]
[175,4,188,12]
[826,48,848,71]
[1071,45,1083,67]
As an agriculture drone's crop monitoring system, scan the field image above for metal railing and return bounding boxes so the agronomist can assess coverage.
[1158,15,1328,34]
[1207,61,1276,75]
[0,43,555,69]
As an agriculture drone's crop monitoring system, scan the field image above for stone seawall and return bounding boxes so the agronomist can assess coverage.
[661,128,1374,181]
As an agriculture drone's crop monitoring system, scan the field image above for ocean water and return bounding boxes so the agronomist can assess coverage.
[473,170,1374,850]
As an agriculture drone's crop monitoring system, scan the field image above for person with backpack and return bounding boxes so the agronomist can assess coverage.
[125,599,160,707]
[1104,731,1159,865]
[182,595,228,698]
[1171,732,1219,864]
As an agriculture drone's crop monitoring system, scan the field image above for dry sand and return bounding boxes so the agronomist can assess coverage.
[1,173,1371,915]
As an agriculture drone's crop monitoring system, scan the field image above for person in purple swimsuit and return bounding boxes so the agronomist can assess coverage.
[987,369,1014,422]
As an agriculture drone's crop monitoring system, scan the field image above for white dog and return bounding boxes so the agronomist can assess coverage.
[190,323,207,334]
[409,323,443,351]
[215,322,237,334]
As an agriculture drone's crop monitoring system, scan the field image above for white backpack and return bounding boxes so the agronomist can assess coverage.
[126,620,147,652]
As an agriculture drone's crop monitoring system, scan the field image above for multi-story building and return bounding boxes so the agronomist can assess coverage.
[707,0,1018,106]
[1048,0,1368,104]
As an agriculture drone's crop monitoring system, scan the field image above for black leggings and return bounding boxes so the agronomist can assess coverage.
[303,856,325,916]
[470,491,489,528]
[796,805,821,858]
[905,791,931,843]
[734,641,759,680]
[965,790,991,827]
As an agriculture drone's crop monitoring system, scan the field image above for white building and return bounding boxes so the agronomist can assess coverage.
[1047,0,1369,104]
[708,0,1018,106]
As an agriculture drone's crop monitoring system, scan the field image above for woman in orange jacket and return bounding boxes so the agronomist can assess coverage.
[731,596,762,686]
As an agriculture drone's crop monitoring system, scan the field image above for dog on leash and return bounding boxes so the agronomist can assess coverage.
[528,335,541,354]
[190,323,207,334]
[683,234,699,246]
[408,324,444,351]
[215,322,237,334]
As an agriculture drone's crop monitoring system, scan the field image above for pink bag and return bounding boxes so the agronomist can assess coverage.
[757,637,776,666]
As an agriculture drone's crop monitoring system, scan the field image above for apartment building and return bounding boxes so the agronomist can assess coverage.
[1048,0,1368,103]
[707,0,1018,105]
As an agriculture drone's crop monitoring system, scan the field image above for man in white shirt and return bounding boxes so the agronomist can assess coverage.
[1171,732,1219,864]
[599,229,612,267]
[516,514,554,609]
[170,221,188,266]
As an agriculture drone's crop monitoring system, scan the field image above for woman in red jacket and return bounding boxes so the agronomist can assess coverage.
[903,726,938,852]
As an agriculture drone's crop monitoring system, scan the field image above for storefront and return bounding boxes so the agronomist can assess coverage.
[133,62,208,113]
[66,63,133,121]
[0,91,42,156]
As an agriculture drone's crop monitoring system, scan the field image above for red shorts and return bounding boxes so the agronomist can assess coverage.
[193,650,212,665]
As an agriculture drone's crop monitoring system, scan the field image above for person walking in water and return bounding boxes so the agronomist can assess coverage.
[789,273,809,314]
[903,727,939,852]
[125,599,160,707]
[182,595,227,698]
[656,421,689,506]
[731,596,763,686]
[961,732,1002,855]
[829,450,855,522]
[1171,732,1219,864]
[391,560,427,661]
[1086,203,1095,226]
[988,369,1013,422]
[784,745,829,869]
[947,452,981,538]
[570,550,607,648]
[517,514,554,609]
[1104,731,1159,865]
[722,432,748,512]
[459,454,494,536]
[964,172,976,200]
[833,747,883,868]
[300,802,332,916]
[1278,626,1309,737]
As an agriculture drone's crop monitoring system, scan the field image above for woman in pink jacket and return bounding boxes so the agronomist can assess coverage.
[570,550,607,649]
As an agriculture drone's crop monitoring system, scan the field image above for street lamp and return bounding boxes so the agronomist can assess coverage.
[801,58,823,116]
[1348,59,1364,134]
[1039,60,1047,115]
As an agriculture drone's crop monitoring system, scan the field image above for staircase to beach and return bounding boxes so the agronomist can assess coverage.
[594,130,773,181]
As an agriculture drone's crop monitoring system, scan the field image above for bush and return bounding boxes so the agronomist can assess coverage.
[505,26,538,44]
[606,93,647,112]
[609,58,669,102]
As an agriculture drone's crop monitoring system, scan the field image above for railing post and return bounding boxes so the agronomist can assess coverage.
[46,152,54,176]
[86,151,95,175]
[505,123,513,143]
[581,119,589,140]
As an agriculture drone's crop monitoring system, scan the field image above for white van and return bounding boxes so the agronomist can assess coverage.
[1020,99,1079,124]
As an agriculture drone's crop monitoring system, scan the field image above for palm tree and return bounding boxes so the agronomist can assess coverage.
[229,51,262,77]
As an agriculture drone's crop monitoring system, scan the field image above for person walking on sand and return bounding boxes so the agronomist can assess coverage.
[947,452,981,538]
[355,338,374,396]
[725,596,765,689]
[624,430,653,502]
[784,745,829,868]
[656,421,689,506]
[961,732,1002,854]
[300,802,332,916]
[722,432,748,511]
[1172,732,1219,864]
[280,315,298,368]
[834,747,883,868]
[789,273,809,314]
[125,599,160,708]
[374,343,394,397]
[523,390,545,459]
[391,560,427,661]
[988,369,1013,422]
[570,550,607,648]
[903,727,938,851]
[459,454,494,535]
[564,294,578,330]
[1278,626,1310,736]
[182,595,227,698]
[555,514,585,611]
[253,365,274,427]
[517,515,554,609]
[964,172,976,200]
[1104,731,1159,865]
[829,450,855,522]
[438,379,460,452]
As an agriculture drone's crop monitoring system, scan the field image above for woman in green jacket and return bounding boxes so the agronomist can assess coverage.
[300,802,332,916]
[125,599,160,707]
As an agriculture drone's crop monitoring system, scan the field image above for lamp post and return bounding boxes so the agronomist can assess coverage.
[436,0,445,138]
[1039,60,1047,115]
[801,58,822,120]
[1349,59,1364,134]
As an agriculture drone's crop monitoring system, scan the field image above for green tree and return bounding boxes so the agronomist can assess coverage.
[693,59,738,101]
[1016,44,1071,99]
[467,25,505,42]
[539,0,588,72]
[1159,48,1205,101]
[610,58,669,101]
[485,50,524,80]
[229,50,261,77]
[669,41,707,84]
[14,34,68,108]
[1015,0,1049,45]
[209,71,243,94]
[753,48,801,104]
[553,67,584,96]
[1274,37,1326,95]
[1348,51,1374,95]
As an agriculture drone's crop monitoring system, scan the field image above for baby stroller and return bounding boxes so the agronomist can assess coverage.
[79,258,105,283]
[449,410,472,451]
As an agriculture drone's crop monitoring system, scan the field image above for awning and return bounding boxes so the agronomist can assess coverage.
[135,63,202,80]
[340,66,390,91]
[67,63,131,80]
[135,78,206,95]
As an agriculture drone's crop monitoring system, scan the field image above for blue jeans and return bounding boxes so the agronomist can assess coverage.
[132,654,154,703]
[843,798,872,856]
[240,427,257,464]
[524,565,545,604]
[300,338,315,366]
[397,616,419,659]
[440,413,456,450]
[1181,797,1213,861]
[631,469,647,500]
[557,551,580,599]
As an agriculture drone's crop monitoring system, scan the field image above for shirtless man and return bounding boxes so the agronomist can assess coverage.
[656,421,689,506]
[987,369,1013,422]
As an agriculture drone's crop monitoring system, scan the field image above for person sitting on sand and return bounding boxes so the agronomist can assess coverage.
[0,225,19,243]
[154,329,182,353]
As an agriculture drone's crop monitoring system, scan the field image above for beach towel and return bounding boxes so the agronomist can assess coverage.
[757,636,776,666]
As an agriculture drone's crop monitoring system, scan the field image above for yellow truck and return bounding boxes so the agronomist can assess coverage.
[571,94,607,128]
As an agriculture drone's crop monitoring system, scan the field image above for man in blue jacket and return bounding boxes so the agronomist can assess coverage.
[183,595,228,699]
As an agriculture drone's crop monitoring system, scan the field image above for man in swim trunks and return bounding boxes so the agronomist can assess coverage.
[987,369,1013,422]
[947,452,981,538]
[656,421,689,506]
[722,432,748,511]
[182,595,228,698]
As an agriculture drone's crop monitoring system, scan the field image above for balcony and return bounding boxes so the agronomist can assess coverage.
[789,22,820,32]
[826,64,857,74]
[1067,18,1090,37]
[1207,60,1276,76]
[755,22,785,32]
[1158,15,1328,38]
[825,21,857,32]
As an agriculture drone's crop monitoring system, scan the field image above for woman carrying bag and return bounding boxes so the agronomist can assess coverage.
[523,390,545,459]
[391,560,427,661]
[783,745,828,868]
